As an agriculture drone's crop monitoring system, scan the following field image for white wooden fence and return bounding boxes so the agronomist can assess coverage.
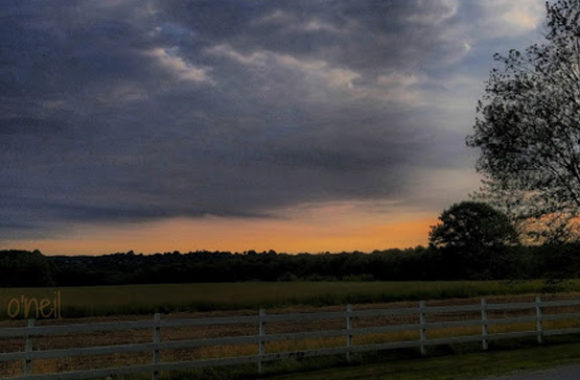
[2,296,580,380]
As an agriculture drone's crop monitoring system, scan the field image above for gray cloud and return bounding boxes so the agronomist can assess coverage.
[0,0,545,239]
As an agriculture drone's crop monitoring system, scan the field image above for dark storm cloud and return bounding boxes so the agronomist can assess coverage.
[0,0,543,238]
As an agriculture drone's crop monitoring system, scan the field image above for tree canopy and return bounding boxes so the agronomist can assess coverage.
[466,0,580,242]
[429,201,519,250]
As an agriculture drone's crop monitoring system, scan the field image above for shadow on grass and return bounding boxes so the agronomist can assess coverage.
[93,334,580,380]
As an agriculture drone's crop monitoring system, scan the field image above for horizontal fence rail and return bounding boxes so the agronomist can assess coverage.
[2,296,580,379]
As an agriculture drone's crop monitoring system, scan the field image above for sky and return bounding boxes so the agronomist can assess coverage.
[0,0,549,255]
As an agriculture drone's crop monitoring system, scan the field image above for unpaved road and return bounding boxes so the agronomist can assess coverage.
[484,364,580,380]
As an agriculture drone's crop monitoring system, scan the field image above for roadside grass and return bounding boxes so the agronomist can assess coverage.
[86,335,580,380]
[259,336,580,380]
[0,280,578,319]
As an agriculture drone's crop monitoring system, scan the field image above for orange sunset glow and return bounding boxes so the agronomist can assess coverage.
[1,202,436,255]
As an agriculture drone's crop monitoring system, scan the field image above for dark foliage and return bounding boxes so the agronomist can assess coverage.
[2,245,580,287]
[429,202,520,280]
[467,0,580,243]
[0,250,54,286]
[429,201,519,249]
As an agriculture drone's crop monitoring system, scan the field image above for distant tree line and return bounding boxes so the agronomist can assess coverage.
[0,250,55,287]
[2,244,580,287]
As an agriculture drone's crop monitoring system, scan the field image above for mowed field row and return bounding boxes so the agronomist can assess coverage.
[0,280,578,320]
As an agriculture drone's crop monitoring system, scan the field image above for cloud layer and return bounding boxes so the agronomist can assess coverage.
[0,0,546,241]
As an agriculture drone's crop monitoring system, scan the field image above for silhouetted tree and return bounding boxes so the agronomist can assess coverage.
[430,202,519,249]
[429,202,519,279]
[467,0,580,243]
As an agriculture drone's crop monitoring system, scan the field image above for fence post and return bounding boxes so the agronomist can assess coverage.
[258,308,266,374]
[536,296,543,344]
[346,304,353,362]
[152,313,161,380]
[24,318,34,376]
[481,298,488,350]
[419,301,427,356]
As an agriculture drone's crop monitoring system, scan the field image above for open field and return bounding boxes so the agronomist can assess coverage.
[3,292,580,378]
[0,280,579,319]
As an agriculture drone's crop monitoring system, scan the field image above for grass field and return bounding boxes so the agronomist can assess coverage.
[2,281,580,378]
[0,279,578,319]
[7,333,579,380]
[102,337,580,380]
[262,338,580,380]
